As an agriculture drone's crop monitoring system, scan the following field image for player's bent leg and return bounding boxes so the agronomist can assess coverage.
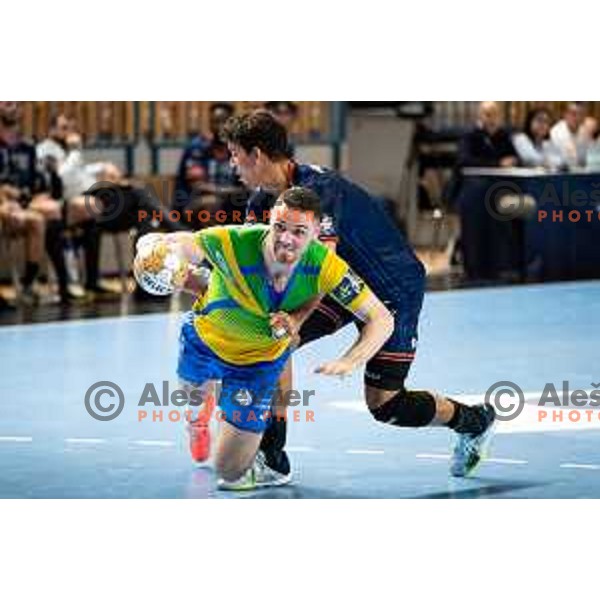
[177,313,222,463]
[258,359,291,475]
[179,379,217,463]
[364,356,496,477]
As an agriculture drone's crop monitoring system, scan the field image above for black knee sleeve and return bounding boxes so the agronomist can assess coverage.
[370,389,437,428]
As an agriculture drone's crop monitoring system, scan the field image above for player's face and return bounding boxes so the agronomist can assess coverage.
[228,143,269,189]
[269,205,319,265]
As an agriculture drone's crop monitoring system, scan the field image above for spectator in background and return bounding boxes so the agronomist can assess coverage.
[36,113,118,301]
[550,102,591,167]
[36,114,106,222]
[0,184,45,310]
[173,102,244,223]
[457,101,519,168]
[0,101,72,304]
[513,108,563,168]
[455,102,520,283]
[264,101,298,157]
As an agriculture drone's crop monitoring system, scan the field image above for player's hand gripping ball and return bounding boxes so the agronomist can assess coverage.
[134,235,188,296]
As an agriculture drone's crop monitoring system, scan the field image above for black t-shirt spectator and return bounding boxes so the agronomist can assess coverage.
[457,127,518,168]
[0,136,50,203]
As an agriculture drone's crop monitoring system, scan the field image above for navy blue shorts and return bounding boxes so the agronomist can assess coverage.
[177,313,290,433]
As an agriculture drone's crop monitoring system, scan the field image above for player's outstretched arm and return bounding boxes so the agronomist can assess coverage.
[316,286,394,377]
[134,232,205,296]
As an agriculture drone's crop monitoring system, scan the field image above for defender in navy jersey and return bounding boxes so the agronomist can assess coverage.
[220,110,496,487]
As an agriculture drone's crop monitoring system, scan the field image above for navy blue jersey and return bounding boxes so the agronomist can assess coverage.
[246,163,426,307]
[0,136,48,203]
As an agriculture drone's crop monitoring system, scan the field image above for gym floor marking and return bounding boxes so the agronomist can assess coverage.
[2,281,599,497]
[131,440,176,448]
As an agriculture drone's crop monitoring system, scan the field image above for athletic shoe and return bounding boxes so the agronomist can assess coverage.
[217,451,292,491]
[187,394,216,463]
[19,286,40,307]
[450,404,496,478]
[188,421,211,463]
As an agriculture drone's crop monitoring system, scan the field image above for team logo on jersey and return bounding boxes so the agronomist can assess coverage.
[320,214,336,237]
[233,389,253,407]
[331,270,365,305]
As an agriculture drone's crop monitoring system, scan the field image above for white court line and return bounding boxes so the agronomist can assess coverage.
[484,458,528,465]
[0,436,32,443]
[65,438,107,445]
[416,453,450,460]
[131,440,176,448]
[346,449,385,455]
[286,446,315,453]
[416,453,528,465]
[560,463,600,471]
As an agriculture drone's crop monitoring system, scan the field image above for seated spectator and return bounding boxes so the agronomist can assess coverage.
[455,101,520,283]
[458,101,519,168]
[36,113,116,301]
[550,102,591,167]
[36,114,106,224]
[173,102,245,224]
[0,184,45,308]
[0,101,72,305]
[513,108,563,168]
[264,101,298,157]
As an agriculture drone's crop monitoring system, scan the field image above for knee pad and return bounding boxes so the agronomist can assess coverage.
[369,389,437,428]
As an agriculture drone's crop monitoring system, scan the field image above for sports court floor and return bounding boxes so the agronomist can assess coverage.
[1,280,599,498]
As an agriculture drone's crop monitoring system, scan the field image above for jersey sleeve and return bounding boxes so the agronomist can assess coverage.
[318,249,372,316]
[194,227,228,269]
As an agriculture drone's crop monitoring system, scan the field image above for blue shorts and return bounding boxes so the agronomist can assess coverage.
[177,312,290,433]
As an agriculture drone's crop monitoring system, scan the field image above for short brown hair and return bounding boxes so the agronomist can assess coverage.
[277,186,322,219]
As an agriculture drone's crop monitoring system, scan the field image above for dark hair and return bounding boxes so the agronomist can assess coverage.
[278,186,322,219]
[523,108,552,142]
[222,110,289,160]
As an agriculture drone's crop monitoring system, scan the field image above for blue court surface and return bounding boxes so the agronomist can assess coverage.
[1,280,599,499]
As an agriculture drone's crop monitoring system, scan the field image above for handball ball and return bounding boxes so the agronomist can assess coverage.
[134,237,187,296]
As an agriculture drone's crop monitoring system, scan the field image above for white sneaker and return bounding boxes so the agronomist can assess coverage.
[217,451,292,491]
